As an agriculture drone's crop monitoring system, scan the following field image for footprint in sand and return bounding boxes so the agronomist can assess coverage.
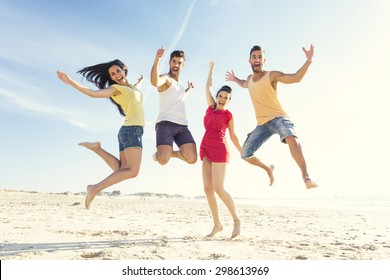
[207,253,226,260]
[81,251,104,259]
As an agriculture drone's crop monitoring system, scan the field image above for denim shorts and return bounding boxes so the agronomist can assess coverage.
[241,116,297,159]
[118,125,144,152]
[155,121,196,147]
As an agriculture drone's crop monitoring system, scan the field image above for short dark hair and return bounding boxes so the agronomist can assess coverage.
[170,50,185,61]
[250,45,265,58]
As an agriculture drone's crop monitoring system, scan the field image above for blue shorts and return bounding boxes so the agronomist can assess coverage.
[241,116,297,159]
[118,125,144,152]
[155,121,196,147]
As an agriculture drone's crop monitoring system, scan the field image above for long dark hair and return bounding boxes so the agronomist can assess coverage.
[77,59,127,116]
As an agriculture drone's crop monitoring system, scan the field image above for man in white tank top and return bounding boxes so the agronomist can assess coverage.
[226,44,318,190]
[150,47,197,165]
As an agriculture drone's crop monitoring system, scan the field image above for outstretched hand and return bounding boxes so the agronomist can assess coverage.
[209,61,215,71]
[302,44,314,62]
[185,81,194,93]
[56,71,72,85]
[225,70,236,82]
[133,74,144,89]
[156,47,165,59]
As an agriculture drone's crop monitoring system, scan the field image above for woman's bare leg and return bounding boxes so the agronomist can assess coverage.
[202,158,223,237]
[212,163,240,239]
[231,219,241,240]
[79,142,120,171]
[85,148,142,209]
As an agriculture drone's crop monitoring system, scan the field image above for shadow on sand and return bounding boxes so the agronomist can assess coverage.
[0,236,229,258]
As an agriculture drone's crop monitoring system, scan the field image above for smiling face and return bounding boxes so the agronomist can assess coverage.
[168,56,184,79]
[215,90,231,110]
[249,49,266,73]
[109,65,128,85]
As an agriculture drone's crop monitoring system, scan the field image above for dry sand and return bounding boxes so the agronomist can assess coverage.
[1,189,389,260]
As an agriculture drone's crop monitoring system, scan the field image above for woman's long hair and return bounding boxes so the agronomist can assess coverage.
[77,59,127,116]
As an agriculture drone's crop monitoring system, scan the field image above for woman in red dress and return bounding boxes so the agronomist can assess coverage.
[200,61,242,239]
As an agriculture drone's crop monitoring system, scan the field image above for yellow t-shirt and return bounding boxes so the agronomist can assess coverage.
[248,71,287,125]
[111,84,145,126]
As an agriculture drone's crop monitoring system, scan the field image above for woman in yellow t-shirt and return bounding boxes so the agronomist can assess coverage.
[57,59,144,209]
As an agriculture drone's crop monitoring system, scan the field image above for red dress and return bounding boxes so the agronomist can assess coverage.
[200,106,233,163]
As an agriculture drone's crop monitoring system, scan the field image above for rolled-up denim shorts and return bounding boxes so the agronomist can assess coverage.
[118,125,144,152]
[241,116,297,159]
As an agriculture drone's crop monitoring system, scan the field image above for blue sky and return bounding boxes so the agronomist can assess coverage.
[1,0,389,199]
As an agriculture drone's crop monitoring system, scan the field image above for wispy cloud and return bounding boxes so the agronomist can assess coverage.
[0,88,59,115]
[163,0,197,65]
[0,3,123,72]
[0,4,126,132]
[0,67,117,133]
[0,85,113,132]
[143,0,197,98]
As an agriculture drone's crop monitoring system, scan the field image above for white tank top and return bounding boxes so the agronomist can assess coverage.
[156,74,188,125]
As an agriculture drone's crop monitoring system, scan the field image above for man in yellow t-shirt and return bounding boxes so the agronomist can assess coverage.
[226,44,318,190]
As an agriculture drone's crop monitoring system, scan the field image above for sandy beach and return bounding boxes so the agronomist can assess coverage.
[1,189,389,260]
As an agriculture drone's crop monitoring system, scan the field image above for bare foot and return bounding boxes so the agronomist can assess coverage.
[79,142,101,151]
[231,220,241,239]
[206,224,223,237]
[305,178,318,189]
[172,150,186,161]
[267,165,275,186]
[85,185,97,210]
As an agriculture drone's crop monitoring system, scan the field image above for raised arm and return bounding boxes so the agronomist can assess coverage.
[133,74,144,89]
[226,69,249,88]
[227,117,242,153]
[56,71,118,98]
[272,44,314,84]
[150,47,169,89]
[185,81,195,94]
[205,61,216,107]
